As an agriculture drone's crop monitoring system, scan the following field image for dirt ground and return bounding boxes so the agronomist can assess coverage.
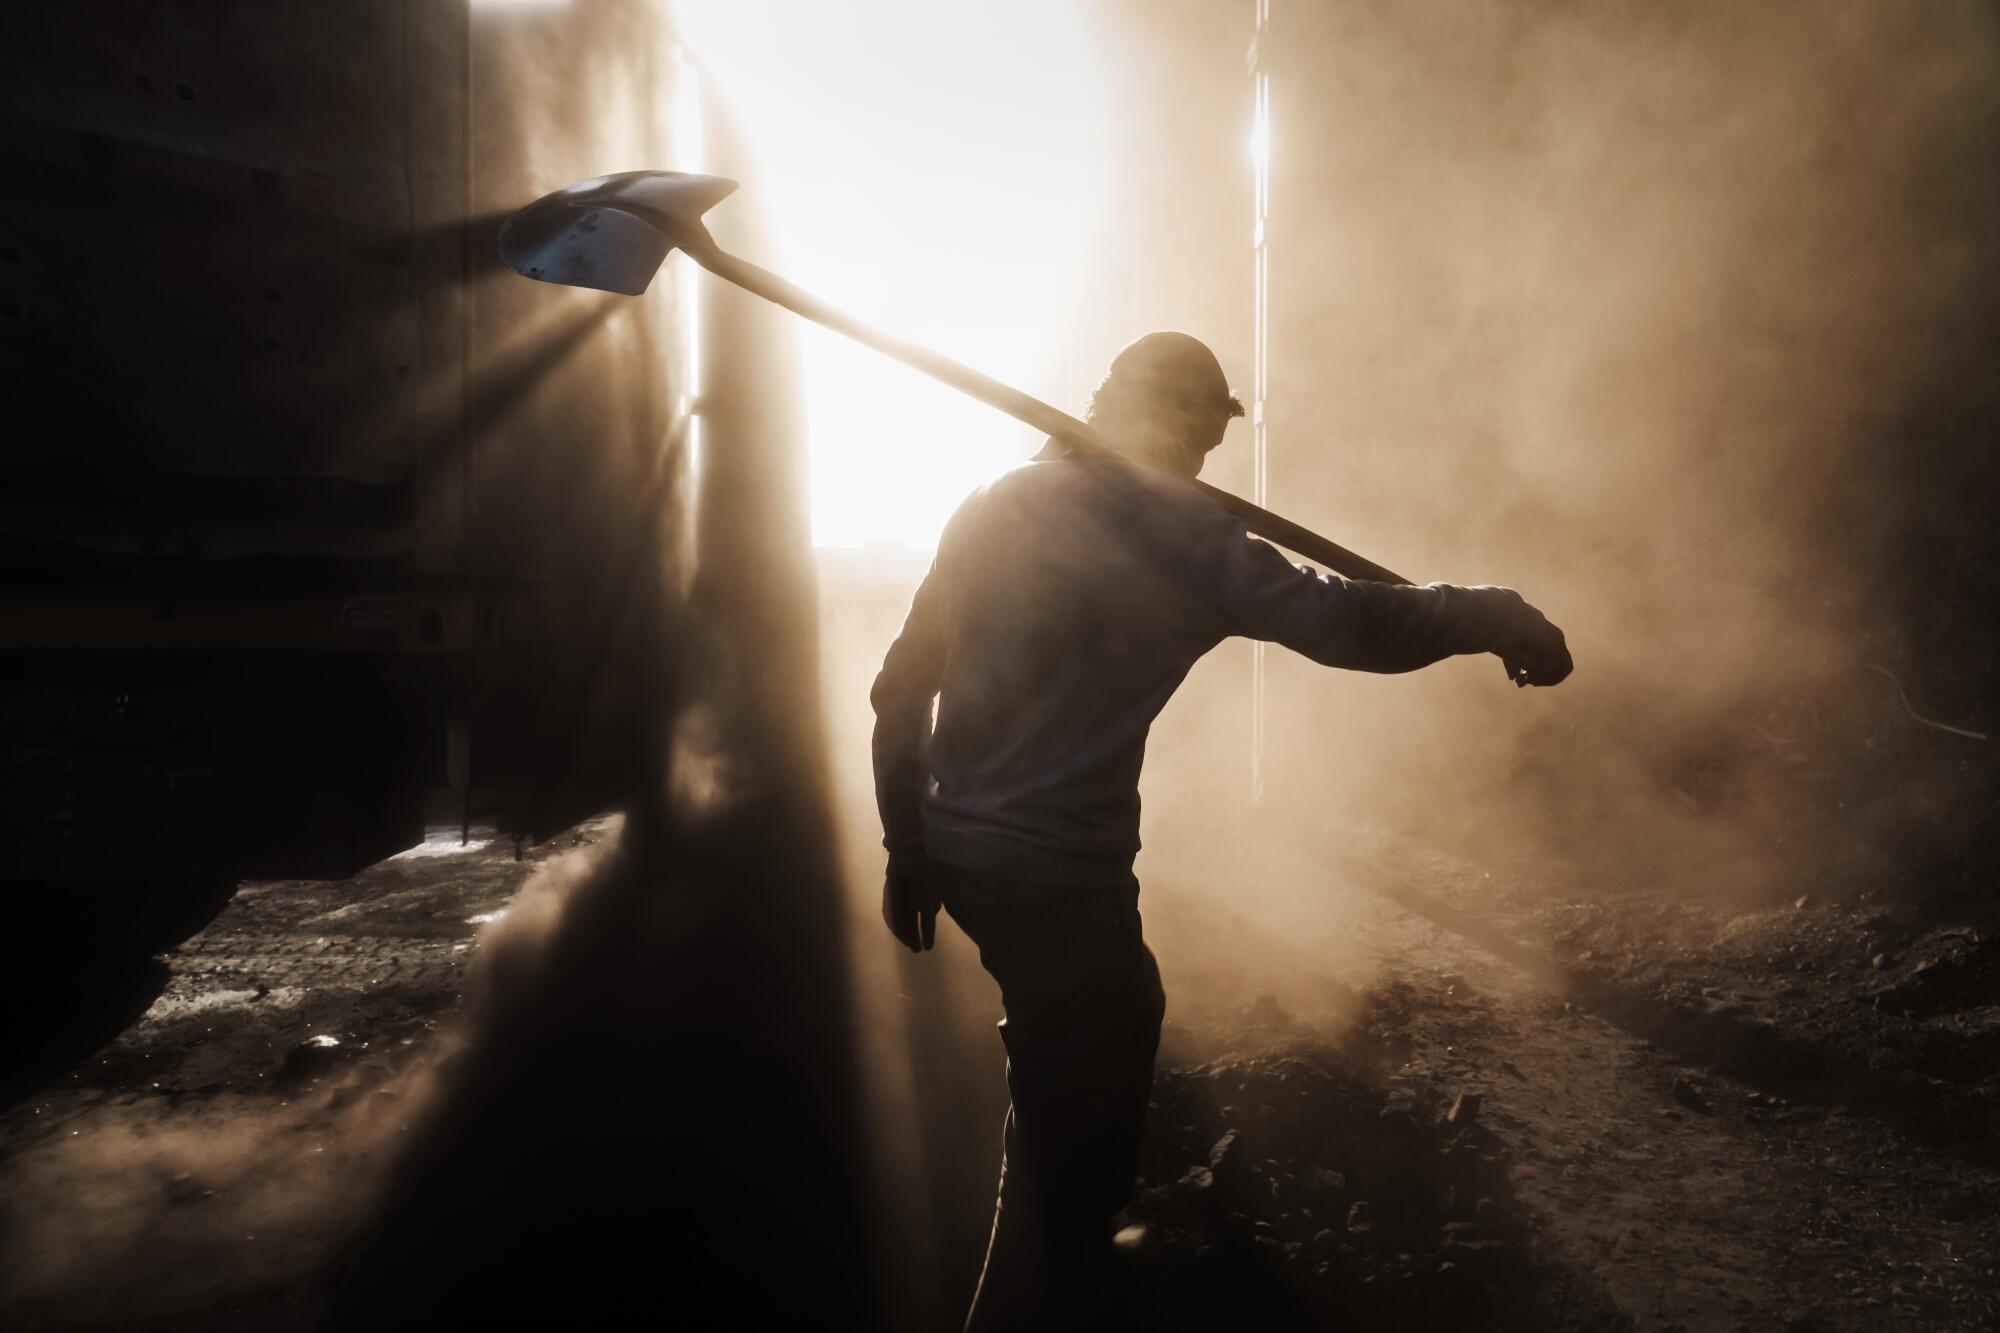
[0,820,619,1331]
[3,815,1996,1331]
[1129,828,2000,1332]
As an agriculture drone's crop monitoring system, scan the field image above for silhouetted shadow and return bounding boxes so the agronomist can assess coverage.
[0,877,236,1110]
[326,797,872,1330]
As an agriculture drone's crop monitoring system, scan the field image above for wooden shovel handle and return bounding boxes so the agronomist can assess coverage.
[683,237,1412,587]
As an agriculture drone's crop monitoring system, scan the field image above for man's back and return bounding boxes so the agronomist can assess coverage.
[871,452,1525,887]
[883,456,1229,884]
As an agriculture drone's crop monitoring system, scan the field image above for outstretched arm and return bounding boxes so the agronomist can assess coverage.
[1196,525,1572,683]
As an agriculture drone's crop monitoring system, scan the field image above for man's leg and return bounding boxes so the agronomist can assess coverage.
[958,1105,1044,1333]
[940,870,1166,1332]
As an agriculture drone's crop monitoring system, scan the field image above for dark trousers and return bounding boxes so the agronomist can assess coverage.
[938,866,1167,1333]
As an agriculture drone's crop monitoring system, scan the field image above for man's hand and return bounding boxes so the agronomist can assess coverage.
[882,852,942,953]
[1495,596,1573,688]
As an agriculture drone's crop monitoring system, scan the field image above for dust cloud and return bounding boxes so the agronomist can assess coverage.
[1132,0,2000,937]
[0,844,614,1324]
[733,9,2000,1313]
[806,0,2000,1074]
[1,1067,422,1317]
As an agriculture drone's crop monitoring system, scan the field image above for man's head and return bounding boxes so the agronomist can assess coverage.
[1081,332,1245,478]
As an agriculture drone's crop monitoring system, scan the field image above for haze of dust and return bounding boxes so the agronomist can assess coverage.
[0,841,614,1320]
[1140,0,2000,950]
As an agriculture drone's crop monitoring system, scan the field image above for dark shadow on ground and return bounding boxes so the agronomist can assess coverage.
[1,878,236,1110]
[325,799,874,1330]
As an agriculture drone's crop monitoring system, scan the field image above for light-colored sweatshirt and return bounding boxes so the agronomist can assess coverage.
[871,454,1527,886]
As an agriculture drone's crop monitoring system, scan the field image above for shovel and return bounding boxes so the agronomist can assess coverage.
[498,170,1413,589]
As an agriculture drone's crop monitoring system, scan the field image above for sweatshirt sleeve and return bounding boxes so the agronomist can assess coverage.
[1193,522,1525,674]
[870,559,950,858]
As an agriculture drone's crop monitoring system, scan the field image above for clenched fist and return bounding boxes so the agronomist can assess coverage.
[882,852,943,953]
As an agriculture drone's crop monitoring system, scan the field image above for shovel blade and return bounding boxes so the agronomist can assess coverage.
[498,170,738,296]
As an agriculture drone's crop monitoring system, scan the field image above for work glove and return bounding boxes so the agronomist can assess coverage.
[882,851,943,953]
[1438,584,1574,688]
[1490,592,1573,688]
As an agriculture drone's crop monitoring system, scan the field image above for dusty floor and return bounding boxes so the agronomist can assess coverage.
[0,819,619,1331]
[2,815,1996,1331]
[1130,829,2000,1331]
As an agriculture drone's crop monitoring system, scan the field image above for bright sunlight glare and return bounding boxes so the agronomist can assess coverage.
[673,2,1115,550]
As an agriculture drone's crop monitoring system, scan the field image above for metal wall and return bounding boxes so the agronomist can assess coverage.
[0,0,699,885]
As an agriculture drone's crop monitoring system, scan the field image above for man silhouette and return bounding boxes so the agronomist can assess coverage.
[872,332,1571,1330]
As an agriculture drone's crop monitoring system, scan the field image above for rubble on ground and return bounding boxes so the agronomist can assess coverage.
[1123,998,1624,1332]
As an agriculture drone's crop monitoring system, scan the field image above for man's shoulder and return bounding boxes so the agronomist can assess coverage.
[982,457,1073,496]
[956,456,1241,548]
[950,458,1085,526]
[987,454,1221,510]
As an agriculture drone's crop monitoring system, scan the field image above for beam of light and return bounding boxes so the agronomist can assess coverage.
[674,1,1115,551]
[674,44,706,573]
[1250,82,1271,178]
[1250,16,1272,803]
